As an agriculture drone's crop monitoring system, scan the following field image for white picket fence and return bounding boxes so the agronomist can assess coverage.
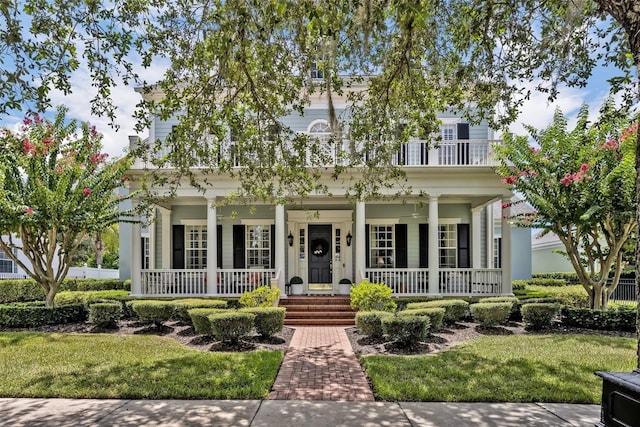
[66,264,119,279]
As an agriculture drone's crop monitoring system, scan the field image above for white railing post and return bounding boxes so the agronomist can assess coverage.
[206,198,217,296]
[275,204,286,298]
[355,202,366,284]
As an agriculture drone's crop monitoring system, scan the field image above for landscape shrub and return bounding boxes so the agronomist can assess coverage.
[239,286,280,308]
[522,285,589,308]
[521,303,561,331]
[60,278,128,292]
[398,307,445,331]
[88,302,122,328]
[173,299,228,322]
[381,315,429,347]
[130,300,176,328]
[511,280,526,291]
[470,302,512,327]
[188,308,227,335]
[480,296,519,320]
[54,290,131,307]
[561,306,636,332]
[240,307,286,337]
[0,279,43,303]
[350,279,396,312]
[406,299,469,324]
[209,311,255,344]
[525,278,567,287]
[0,303,87,327]
[532,272,579,284]
[355,311,394,338]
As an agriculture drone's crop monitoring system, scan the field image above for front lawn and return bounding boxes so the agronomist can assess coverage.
[361,334,636,403]
[0,332,282,399]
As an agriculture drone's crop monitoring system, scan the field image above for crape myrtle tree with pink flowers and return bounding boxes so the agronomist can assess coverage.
[495,100,636,311]
[0,108,138,307]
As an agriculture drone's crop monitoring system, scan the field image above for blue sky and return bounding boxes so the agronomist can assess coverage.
[0,62,622,158]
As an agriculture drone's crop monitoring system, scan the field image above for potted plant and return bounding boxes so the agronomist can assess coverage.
[338,278,352,295]
[289,276,304,295]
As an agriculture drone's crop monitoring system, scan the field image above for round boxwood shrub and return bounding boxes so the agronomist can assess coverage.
[188,308,227,336]
[406,299,468,324]
[130,300,175,328]
[209,311,256,344]
[398,307,445,331]
[521,303,560,331]
[240,306,286,337]
[355,310,394,338]
[239,286,280,308]
[350,279,396,312]
[88,302,122,328]
[470,302,512,327]
[174,299,228,322]
[382,315,429,347]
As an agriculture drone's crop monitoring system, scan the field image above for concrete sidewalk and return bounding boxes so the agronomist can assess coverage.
[0,398,600,426]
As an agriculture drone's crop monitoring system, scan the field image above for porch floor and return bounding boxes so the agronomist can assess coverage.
[268,326,374,401]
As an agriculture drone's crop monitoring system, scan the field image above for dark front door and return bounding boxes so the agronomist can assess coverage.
[308,224,332,289]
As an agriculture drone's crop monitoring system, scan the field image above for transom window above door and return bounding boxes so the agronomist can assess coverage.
[308,120,330,134]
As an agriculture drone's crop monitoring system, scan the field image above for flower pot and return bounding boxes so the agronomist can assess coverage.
[291,283,304,295]
[338,283,351,295]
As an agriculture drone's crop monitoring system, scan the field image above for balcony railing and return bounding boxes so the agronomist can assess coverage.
[132,138,500,169]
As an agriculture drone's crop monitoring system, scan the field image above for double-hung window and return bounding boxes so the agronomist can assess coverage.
[0,248,16,273]
[438,224,457,268]
[246,225,271,268]
[186,225,207,269]
[370,225,395,268]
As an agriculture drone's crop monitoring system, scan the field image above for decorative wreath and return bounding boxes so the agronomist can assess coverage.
[311,238,329,257]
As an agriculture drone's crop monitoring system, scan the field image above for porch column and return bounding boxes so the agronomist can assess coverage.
[486,205,494,268]
[355,201,366,284]
[131,200,142,296]
[157,206,172,269]
[501,196,513,294]
[275,204,286,298]
[428,195,440,295]
[206,199,217,296]
[472,206,482,269]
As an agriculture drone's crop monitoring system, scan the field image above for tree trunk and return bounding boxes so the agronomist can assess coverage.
[45,288,56,308]
[592,284,604,311]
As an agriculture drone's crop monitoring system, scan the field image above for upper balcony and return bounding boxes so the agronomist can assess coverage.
[131,133,501,170]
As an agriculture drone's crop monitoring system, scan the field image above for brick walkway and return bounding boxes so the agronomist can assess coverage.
[268,326,375,401]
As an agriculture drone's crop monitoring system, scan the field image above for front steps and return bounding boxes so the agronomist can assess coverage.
[279,296,356,326]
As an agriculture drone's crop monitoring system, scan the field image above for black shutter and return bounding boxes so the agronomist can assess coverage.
[496,237,502,268]
[217,224,223,268]
[141,237,147,269]
[233,225,245,268]
[395,224,408,268]
[365,224,370,268]
[457,123,470,165]
[172,225,185,269]
[270,224,276,268]
[457,223,470,268]
[419,224,428,268]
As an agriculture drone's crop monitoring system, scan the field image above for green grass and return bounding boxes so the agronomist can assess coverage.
[0,332,283,399]
[362,334,636,403]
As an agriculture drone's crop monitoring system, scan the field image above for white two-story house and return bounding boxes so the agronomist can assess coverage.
[120,82,516,299]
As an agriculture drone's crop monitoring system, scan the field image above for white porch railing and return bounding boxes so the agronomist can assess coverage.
[140,268,277,297]
[363,268,503,296]
[217,268,277,296]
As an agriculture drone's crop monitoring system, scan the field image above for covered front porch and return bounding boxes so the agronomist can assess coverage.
[127,193,514,298]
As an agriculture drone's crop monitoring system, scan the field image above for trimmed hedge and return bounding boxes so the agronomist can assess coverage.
[355,310,394,338]
[188,308,227,336]
[470,302,511,327]
[406,300,469,324]
[398,307,445,331]
[0,278,129,304]
[532,272,579,284]
[350,280,396,312]
[88,302,122,328]
[0,303,87,327]
[173,299,228,322]
[561,306,636,332]
[130,300,175,327]
[240,307,286,337]
[209,311,255,343]
[521,303,560,331]
[382,315,429,347]
[54,290,131,307]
